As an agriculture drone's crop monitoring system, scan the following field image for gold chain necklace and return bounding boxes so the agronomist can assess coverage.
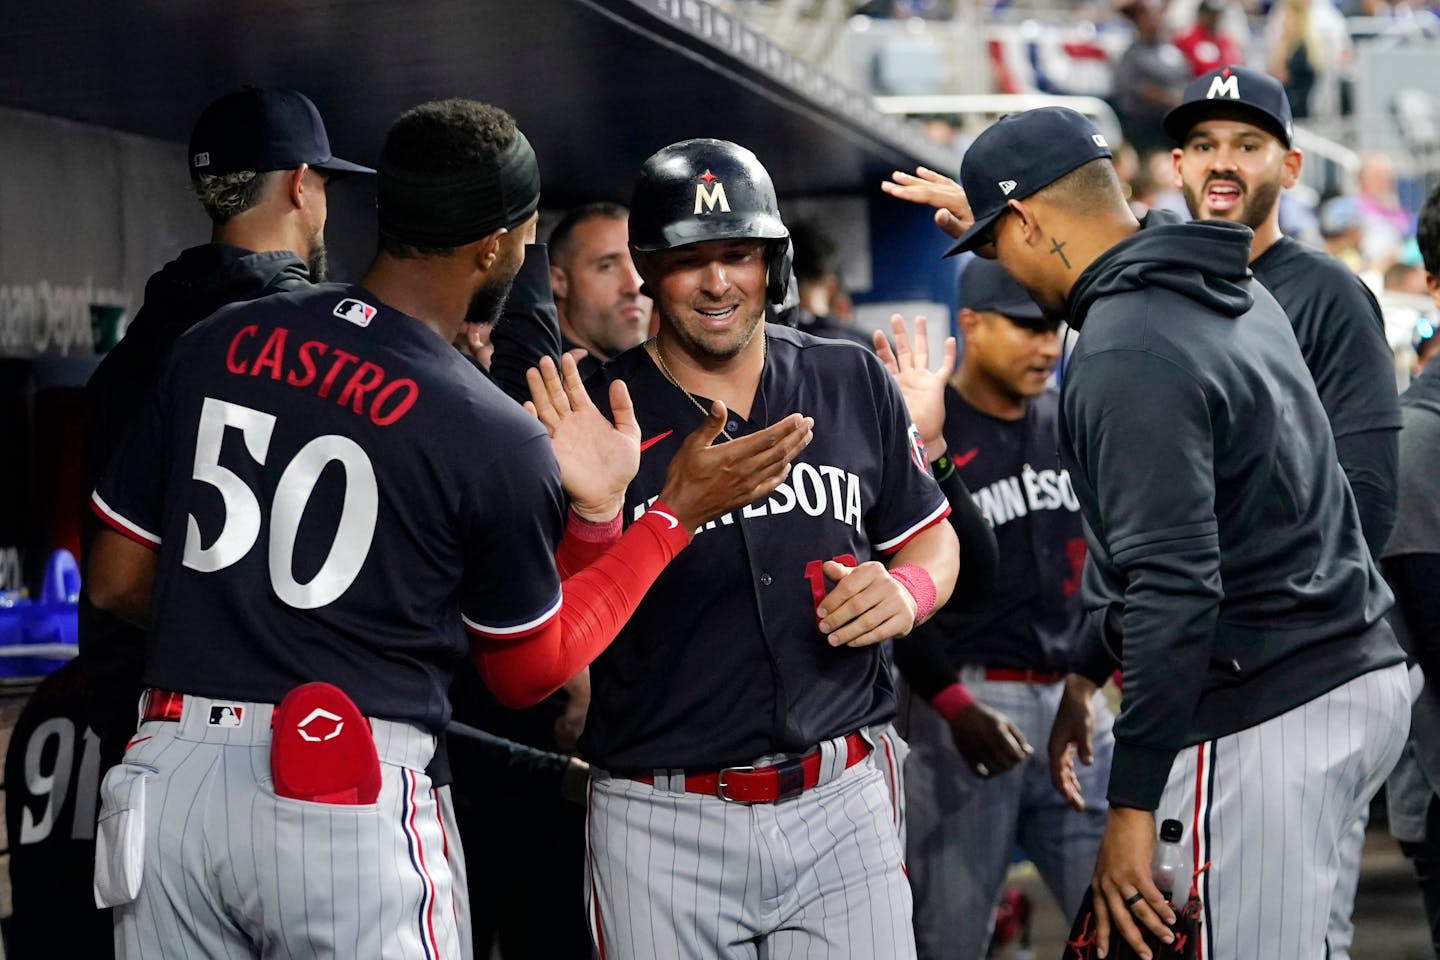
[649,331,767,443]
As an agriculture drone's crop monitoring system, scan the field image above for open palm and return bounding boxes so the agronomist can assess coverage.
[525,353,640,521]
[873,314,955,457]
[880,166,975,239]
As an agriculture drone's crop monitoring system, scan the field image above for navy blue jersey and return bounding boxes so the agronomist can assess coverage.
[92,284,565,731]
[1251,236,1402,553]
[936,386,1085,672]
[581,324,949,772]
[1250,237,1400,441]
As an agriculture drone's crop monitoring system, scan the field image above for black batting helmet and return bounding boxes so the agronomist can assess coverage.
[629,138,793,304]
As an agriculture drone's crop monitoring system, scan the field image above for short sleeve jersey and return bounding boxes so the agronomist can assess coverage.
[1251,236,1402,440]
[92,284,565,730]
[934,387,1085,673]
[582,325,950,772]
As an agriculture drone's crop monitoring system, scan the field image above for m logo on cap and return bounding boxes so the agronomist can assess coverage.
[694,169,731,214]
[1207,71,1240,101]
[998,180,1018,196]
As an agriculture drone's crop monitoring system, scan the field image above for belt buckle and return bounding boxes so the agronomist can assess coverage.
[716,765,756,803]
[772,756,806,802]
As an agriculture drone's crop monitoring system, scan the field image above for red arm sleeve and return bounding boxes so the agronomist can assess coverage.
[472,504,689,708]
[554,506,622,579]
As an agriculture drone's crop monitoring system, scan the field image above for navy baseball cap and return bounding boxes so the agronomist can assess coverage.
[959,258,1052,329]
[188,87,373,180]
[947,107,1113,257]
[1163,65,1294,148]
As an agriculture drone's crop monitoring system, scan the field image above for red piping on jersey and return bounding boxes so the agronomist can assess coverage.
[90,496,160,551]
[470,504,692,708]
[879,503,951,556]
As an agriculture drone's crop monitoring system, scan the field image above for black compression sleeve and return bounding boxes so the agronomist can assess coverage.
[934,454,998,606]
[488,243,562,406]
[892,618,961,702]
[892,457,997,702]
[1335,428,1400,558]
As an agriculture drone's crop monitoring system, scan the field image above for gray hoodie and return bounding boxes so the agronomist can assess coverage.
[1059,218,1403,810]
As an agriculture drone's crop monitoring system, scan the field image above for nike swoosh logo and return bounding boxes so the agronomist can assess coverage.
[649,510,680,529]
[953,447,980,468]
[639,430,674,453]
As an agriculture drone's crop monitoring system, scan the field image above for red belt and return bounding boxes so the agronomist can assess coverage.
[633,731,870,804]
[982,667,1063,684]
[140,689,186,722]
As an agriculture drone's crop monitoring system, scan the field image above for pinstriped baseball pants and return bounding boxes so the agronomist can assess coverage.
[104,695,460,960]
[1155,663,1409,960]
[585,742,916,959]
[900,672,1113,960]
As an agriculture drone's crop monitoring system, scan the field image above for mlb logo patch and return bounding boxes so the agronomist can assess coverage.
[334,298,378,328]
[208,704,244,727]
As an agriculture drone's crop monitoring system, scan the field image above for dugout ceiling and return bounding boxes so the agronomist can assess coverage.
[0,0,957,205]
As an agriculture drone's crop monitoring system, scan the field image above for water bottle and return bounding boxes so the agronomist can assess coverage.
[1151,818,1190,903]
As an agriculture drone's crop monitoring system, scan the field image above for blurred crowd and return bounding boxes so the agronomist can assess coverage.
[870,0,1440,379]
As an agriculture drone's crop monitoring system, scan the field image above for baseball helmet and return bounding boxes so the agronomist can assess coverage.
[630,138,793,304]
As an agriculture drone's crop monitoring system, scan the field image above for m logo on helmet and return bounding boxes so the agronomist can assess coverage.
[694,169,731,215]
[1207,71,1240,100]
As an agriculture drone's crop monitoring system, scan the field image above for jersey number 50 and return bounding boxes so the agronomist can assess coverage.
[183,397,378,609]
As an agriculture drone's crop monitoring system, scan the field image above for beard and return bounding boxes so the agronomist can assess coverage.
[662,303,765,363]
[306,239,328,284]
[1182,172,1282,231]
[464,275,516,329]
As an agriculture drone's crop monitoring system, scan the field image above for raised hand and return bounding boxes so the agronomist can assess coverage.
[656,402,813,532]
[880,167,975,240]
[525,353,639,522]
[947,701,1031,779]
[873,314,956,459]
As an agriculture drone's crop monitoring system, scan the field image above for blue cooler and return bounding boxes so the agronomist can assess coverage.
[0,550,80,678]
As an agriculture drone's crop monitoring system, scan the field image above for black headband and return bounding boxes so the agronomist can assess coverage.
[377,130,541,248]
